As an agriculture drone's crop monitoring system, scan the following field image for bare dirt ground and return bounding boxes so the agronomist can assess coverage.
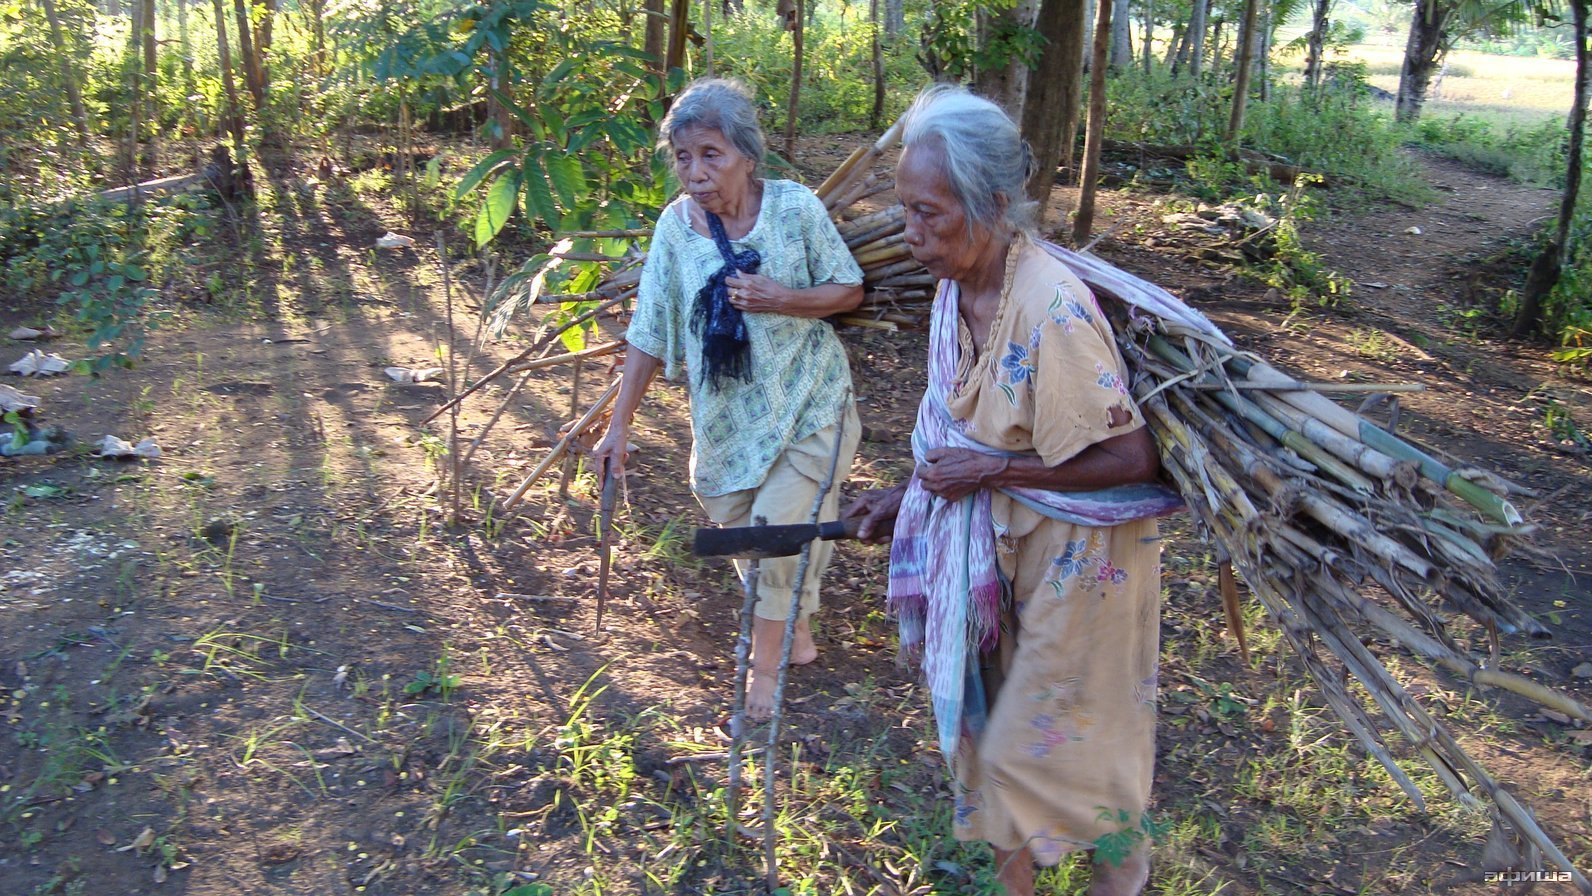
[0,141,1587,896]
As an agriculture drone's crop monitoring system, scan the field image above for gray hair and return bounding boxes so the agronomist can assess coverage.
[901,85,1038,236]
[658,78,766,171]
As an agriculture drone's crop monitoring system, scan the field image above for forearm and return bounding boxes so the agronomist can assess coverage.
[610,346,663,429]
[985,429,1159,492]
[768,282,864,319]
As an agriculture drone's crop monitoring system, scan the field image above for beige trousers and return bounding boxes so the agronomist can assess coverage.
[696,405,861,622]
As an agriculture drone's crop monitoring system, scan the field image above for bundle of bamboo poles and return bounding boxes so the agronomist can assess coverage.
[1114,317,1590,887]
[454,122,1591,884]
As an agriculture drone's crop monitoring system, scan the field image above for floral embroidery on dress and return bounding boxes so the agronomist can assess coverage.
[1096,559,1128,586]
[1048,539,1094,593]
[1094,360,1129,396]
[998,340,1037,405]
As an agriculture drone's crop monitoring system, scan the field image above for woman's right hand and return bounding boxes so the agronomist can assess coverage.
[842,483,907,544]
[590,420,631,479]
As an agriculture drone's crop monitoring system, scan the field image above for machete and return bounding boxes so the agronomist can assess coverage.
[693,518,859,560]
[595,458,617,632]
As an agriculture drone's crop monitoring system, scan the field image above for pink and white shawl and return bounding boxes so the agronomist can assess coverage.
[887,241,1201,756]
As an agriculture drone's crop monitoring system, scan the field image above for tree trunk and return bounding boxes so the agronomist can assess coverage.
[310,0,327,76]
[256,0,276,92]
[1073,0,1112,244]
[665,0,689,74]
[177,0,194,97]
[1513,0,1588,337]
[1303,0,1331,89]
[644,0,665,70]
[107,0,121,18]
[141,0,156,94]
[1395,0,1450,123]
[212,0,246,143]
[1110,0,1132,69]
[41,0,92,146]
[1082,0,1095,71]
[974,0,1039,116]
[1141,0,1153,74]
[884,0,902,34]
[1225,0,1259,143]
[870,0,885,129]
[703,0,714,74]
[1258,3,1272,101]
[488,51,513,149]
[234,0,264,107]
[784,0,804,159]
[1024,0,1087,204]
[1166,20,1188,70]
[1187,0,1208,77]
[126,0,144,181]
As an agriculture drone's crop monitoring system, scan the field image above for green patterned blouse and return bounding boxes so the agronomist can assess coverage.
[626,179,863,497]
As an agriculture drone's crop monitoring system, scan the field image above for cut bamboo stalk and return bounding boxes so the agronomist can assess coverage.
[816,115,905,204]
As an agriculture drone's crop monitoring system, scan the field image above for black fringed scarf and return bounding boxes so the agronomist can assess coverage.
[690,210,761,390]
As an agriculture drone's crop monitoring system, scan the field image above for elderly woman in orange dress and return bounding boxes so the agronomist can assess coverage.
[845,86,1182,896]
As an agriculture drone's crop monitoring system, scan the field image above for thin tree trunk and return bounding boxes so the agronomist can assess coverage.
[126,0,144,181]
[1166,20,1187,69]
[1513,0,1588,337]
[1110,0,1132,69]
[703,0,714,74]
[234,0,264,107]
[41,0,92,146]
[141,0,156,94]
[488,50,513,149]
[665,0,689,74]
[1141,0,1153,74]
[1304,0,1331,89]
[1073,0,1112,244]
[107,0,121,17]
[177,0,195,98]
[1226,0,1259,143]
[256,0,276,92]
[1395,0,1450,123]
[1188,0,1208,77]
[212,0,246,143]
[1258,4,1272,101]
[311,0,327,76]
[1023,0,1087,200]
[884,0,902,34]
[870,0,884,129]
[784,0,803,159]
[644,0,665,70]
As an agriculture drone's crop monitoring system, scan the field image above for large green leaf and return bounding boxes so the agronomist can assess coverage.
[545,153,588,208]
[474,171,521,248]
[522,156,561,231]
[455,149,519,200]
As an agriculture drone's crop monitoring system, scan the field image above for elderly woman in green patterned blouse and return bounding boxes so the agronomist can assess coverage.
[592,78,865,720]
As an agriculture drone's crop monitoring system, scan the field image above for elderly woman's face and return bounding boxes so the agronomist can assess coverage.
[896,143,997,284]
[673,124,756,217]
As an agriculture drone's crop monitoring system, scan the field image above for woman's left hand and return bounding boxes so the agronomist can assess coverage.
[725,273,790,313]
[915,447,1007,502]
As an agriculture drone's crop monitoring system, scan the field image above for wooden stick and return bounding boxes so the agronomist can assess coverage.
[500,380,620,511]
[726,531,764,849]
[763,395,850,885]
[816,115,906,205]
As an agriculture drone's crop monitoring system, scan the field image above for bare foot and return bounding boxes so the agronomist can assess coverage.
[993,846,1036,896]
[745,615,819,721]
[1089,849,1149,896]
[747,665,778,721]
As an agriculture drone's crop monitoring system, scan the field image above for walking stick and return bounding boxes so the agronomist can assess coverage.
[595,457,617,634]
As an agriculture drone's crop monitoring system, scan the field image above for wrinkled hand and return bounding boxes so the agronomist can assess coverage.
[725,272,789,314]
[914,447,1007,502]
[589,422,631,480]
[842,484,906,544]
